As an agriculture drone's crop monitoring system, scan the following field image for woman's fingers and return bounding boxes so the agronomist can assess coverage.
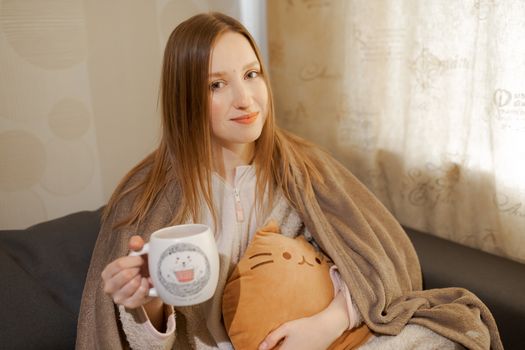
[102,266,141,295]
[120,277,151,309]
[100,235,150,309]
[259,323,288,350]
[101,255,144,282]
[111,274,141,305]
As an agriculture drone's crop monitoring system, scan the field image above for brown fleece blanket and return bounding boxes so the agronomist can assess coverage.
[76,140,502,350]
[289,146,501,350]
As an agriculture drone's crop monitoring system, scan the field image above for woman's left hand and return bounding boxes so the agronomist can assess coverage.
[258,292,350,350]
[258,315,336,350]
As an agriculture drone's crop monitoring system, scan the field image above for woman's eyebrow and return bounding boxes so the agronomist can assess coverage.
[209,61,260,78]
[243,61,260,70]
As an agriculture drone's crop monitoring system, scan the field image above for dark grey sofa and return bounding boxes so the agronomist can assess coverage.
[0,207,524,349]
[0,208,102,350]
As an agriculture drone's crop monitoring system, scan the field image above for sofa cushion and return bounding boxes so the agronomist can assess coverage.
[0,207,102,349]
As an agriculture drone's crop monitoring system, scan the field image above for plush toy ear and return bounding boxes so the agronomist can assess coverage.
[259,219,280,234]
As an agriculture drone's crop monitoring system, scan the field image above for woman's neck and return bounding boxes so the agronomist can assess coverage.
[212,143,254,185]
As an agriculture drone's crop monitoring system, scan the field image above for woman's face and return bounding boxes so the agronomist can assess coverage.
[208,31,268,152]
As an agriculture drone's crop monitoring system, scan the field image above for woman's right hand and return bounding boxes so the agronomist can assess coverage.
[101,235,152,309]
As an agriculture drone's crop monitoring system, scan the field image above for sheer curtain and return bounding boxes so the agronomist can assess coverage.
[268,0,525,263]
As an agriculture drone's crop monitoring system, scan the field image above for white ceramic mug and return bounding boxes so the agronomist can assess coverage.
[130,224,219,306]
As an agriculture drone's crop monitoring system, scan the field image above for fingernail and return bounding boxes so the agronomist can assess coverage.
[259,342,268,350]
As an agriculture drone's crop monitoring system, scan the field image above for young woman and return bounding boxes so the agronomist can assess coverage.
[76,12,501,350]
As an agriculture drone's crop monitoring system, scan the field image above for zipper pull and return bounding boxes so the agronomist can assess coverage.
[233,188,245,222]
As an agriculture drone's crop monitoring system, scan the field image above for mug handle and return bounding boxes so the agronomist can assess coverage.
[129,243,159,298]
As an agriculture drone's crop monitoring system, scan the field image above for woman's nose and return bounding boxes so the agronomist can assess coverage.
[232,82,251,109]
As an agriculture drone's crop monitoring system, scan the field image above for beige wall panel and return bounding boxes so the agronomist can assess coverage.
[82,0,162,199]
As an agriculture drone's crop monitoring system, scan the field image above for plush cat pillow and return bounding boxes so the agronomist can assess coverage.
[222,222,371,350]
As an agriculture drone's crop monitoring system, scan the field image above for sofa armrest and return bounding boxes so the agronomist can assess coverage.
[0,207,103,349]
[405,227,525,350]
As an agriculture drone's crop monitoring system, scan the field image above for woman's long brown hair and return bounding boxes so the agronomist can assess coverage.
[104,12,321,228]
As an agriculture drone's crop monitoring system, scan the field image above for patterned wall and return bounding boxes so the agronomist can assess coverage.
[0,0,244,229]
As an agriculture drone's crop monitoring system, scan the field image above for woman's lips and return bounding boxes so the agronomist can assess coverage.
[230,112,259,125]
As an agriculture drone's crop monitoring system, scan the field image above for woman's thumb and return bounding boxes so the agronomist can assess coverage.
[128,235,145,251]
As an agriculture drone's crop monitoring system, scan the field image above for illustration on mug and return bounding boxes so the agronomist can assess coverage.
[157,243,211,297]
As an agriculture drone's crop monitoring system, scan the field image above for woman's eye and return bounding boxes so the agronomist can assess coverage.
[246,70,260,79]
[210,81,225,91]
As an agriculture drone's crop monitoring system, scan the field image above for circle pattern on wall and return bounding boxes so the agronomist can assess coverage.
[0,0,87,70]
[41,139,94,195]
[0,130,46,191]
[0,190,47,229]
[48,98,91,140]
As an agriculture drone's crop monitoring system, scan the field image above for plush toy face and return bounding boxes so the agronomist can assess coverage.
[245,233,330,280]
[222,222,335,349]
